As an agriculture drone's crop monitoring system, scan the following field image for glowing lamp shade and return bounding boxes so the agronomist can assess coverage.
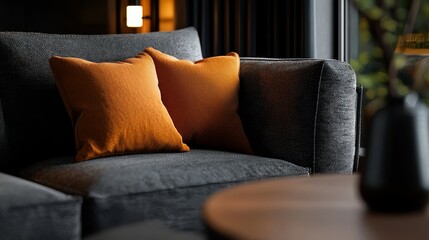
[126,5,143,27]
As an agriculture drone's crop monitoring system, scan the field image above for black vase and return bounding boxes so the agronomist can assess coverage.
[360,92,429,213]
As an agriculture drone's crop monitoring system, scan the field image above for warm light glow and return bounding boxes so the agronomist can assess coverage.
[126,5,143,28]
[159,0,176,31]
[395,33,429,55]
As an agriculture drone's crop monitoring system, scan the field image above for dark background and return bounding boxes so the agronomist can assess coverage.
[0,0,344,58]
[0,0,116,34]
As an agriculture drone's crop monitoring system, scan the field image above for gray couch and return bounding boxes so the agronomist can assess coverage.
[0,27,360,239]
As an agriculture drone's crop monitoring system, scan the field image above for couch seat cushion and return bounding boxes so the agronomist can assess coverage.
[21,150,308,233]
[22,150,308,197]
[0,172,81,240]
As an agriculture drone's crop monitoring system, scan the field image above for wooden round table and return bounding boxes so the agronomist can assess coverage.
[203,175,429,240]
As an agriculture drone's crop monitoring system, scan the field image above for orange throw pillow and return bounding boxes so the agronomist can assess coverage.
[144,48,252,154]
[49,53,189,161]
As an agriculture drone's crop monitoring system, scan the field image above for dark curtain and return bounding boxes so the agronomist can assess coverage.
[176,0,307,58]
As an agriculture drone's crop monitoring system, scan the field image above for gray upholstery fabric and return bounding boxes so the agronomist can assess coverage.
[314,60,357,173]
[22,149,309,233]
[239,58,356,173]
[0,173,81,240]
[0,28,359,237]
[82,182,237,234]
[84,220,204,240]
[0,27,203,172]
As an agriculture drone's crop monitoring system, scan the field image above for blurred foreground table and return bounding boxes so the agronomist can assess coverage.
[203,175,429,240]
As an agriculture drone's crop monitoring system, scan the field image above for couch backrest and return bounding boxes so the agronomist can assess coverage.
[0,27,203,173]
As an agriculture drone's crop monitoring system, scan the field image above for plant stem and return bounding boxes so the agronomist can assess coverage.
[403,0,421,35]
[389,0,420,98]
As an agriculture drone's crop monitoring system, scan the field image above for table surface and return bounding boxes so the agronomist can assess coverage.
[203,174,429,240]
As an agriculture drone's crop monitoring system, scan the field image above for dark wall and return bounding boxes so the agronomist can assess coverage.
[0,0,116,34]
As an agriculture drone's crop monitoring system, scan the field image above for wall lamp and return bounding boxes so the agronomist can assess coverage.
[127,0,143,27]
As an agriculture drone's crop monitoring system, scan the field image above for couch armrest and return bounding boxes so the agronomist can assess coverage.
[239,58,358,174]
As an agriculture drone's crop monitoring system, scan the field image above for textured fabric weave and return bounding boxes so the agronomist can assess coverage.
[145,48,252,154]
[50,54,189,161]
[0,27,202,172]
[0,173,81,240]
[239,58,357,173]
[22,150,308,197]
[22,149,309,233]
[314,60,357,173]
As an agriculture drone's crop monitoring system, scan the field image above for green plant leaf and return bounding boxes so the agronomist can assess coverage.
[368,7,384,20]
[381,17,398,32]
